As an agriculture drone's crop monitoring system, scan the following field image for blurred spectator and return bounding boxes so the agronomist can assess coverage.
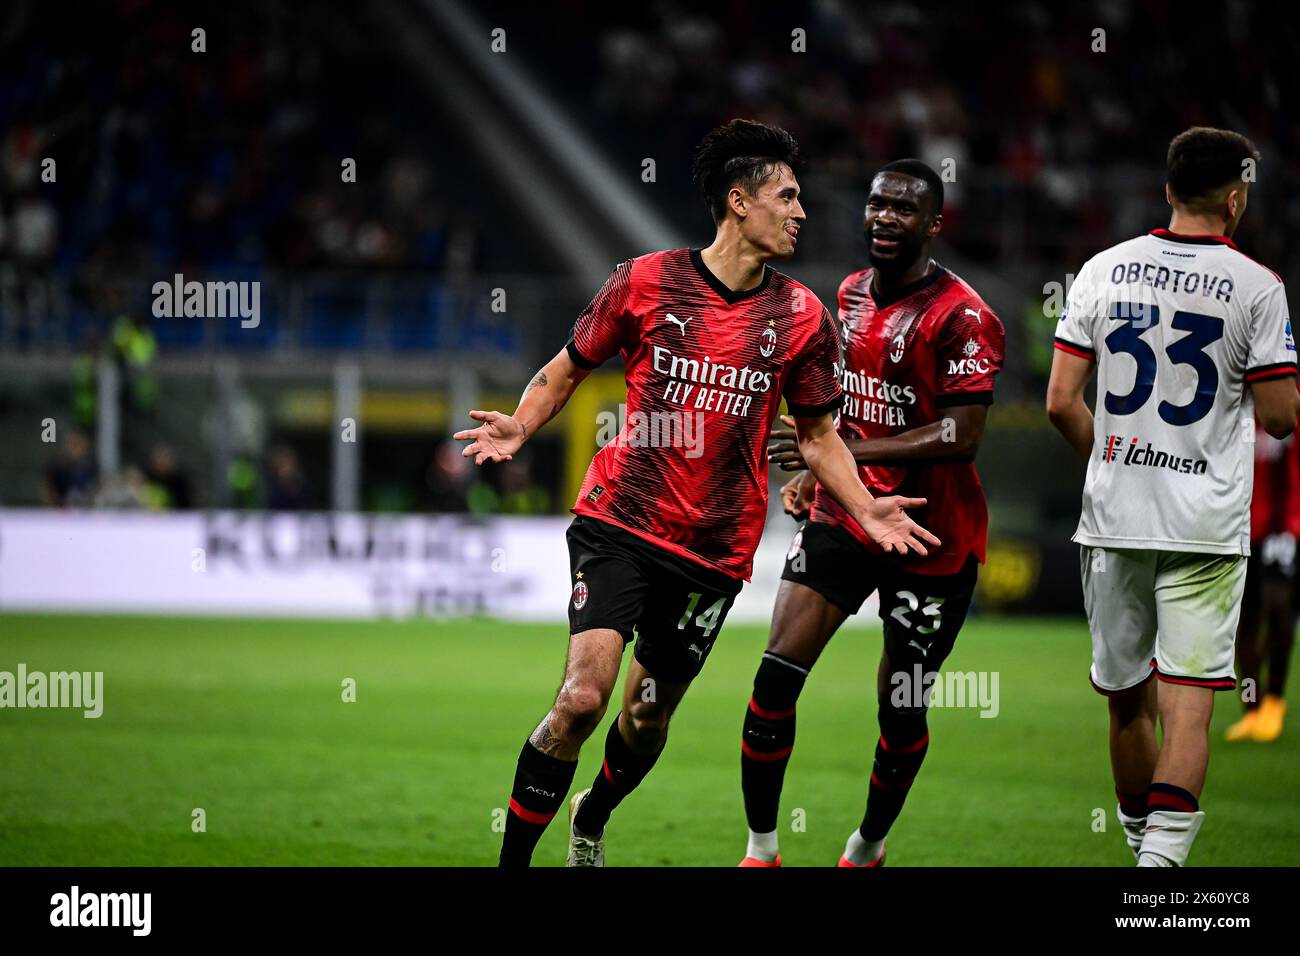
[266,444,310,510]
[111,312,158,416]
[95,467,148,509]
[425,440,471,513]
[42,428,97,507]
[142,443,193,509]
[498,457,549,515]
[424,438,505,514]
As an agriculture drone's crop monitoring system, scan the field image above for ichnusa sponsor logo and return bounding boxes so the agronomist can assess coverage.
[1100,435,1208,474]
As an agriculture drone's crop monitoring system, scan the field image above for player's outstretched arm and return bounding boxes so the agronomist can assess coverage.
[1252,377,1300,440]
[1046,349,1095,461]
[454,347,591,465]
[792,412,940,556]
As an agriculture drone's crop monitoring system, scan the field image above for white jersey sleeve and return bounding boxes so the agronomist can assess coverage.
[1241,281,1296,382]
[1055,258,1103,361]
[1057,230,1296,555]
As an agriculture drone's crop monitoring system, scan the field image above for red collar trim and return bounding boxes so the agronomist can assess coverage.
[1149,228,1237,250]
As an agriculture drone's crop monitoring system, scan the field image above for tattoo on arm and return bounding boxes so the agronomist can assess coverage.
[525,370,548,393]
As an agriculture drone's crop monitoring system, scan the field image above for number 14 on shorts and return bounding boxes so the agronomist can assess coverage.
[678,591,727,637]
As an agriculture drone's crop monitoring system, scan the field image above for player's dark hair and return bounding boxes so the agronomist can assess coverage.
[876,159,944,217]
[691,119,803,225]
[1166,127,1259,207]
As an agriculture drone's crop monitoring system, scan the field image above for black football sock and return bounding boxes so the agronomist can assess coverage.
[859,707,929,842]
[572,713,660,837]
[498,740,578,867]
[741,651,809,833]
[1116,787,1148,819]
[1267,612,1296,697]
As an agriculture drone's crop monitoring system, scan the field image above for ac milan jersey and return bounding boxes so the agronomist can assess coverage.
[1250,426,1300,541]
[566,248,843,580]
[809,265,1004,575]
[1056,229,1296,555]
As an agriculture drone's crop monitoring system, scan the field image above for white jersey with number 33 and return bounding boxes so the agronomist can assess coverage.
[1055,229,1296,555]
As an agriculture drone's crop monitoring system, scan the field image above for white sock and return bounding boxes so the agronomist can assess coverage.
[843,829,885,866]
[1137,809,1205,867]
[746,828,779,862]
[1117,804,1146,860]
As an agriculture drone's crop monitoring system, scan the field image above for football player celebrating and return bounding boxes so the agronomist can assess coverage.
[457,121,939,867]
[739,160,1004,867]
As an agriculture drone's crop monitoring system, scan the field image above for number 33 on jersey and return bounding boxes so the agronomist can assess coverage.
[1055,229,1296,554]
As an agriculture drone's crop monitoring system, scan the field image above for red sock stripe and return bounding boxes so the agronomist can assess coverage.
[879,733,929,754]
[741,739,794,763]
[602,757,617,787]
[748,696,796,721]
[1148,793,1197,813]
[508,797,556,826]
[870,771,914,791]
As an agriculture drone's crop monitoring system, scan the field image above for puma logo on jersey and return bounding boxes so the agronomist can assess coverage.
[963,307,982,323]
[664,313,692,335]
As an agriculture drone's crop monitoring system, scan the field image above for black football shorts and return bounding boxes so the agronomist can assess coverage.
[779,519,978,674]
[565,515,742,683]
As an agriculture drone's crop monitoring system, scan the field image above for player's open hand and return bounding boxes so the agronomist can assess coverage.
[780,470,815,521]
[767,414,806,471]
[858,496,940,557]
[454,410,525,465]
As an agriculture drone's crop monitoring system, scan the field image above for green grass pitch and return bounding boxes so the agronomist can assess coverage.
[1,612,1296,866]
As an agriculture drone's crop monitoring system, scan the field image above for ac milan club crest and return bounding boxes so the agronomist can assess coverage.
[760,326,777,358]
[572,580,589,609]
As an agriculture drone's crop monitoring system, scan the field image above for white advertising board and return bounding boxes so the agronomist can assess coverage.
[0,509,875,625]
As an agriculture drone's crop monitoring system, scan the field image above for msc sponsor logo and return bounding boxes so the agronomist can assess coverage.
[947,338,990,375]
[947,357,992,375]
[1101,434,1208,474]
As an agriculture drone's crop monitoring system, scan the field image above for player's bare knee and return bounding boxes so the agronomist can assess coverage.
[553,683,609,736]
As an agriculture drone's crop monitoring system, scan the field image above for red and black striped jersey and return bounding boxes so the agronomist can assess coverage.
[1251,425,1300,541]
[566,248,842,580]
[811,265,1005,575]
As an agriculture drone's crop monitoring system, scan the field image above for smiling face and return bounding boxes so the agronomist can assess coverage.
[863,171,942,271]
[734,161,805,260]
